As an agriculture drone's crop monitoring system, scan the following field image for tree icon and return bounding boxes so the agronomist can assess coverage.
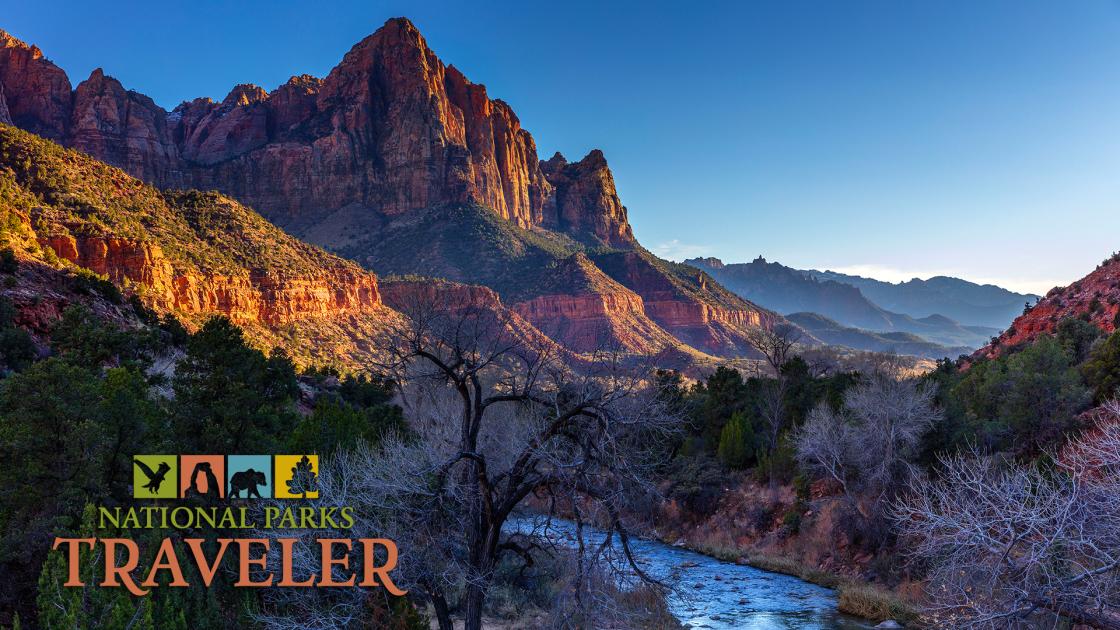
[286,455,318,499]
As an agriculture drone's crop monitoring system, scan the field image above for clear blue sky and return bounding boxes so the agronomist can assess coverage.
[6,0,1120,294]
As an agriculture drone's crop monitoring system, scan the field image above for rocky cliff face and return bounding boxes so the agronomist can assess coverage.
[0,125,395,368]
[541,150,634,247]
[69,68,182,185]
[0,30,72,141]
[41,234,381,327]
[976,255,1120,358]
[0,21,634,248]
[592,251,777,356]
[0,81,11,125]
[509,253,679,352]
[379,277,568,355]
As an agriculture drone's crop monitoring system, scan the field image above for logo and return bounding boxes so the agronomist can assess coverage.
[228,454,271,498]
[53,452,406,596]
[275,454,319,499]
[132,455,318,500]
[132,455,177,499]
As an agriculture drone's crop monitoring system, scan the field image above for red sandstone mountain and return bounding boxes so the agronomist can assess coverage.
[976,253,1120,358]
[0,124,398,368]
[0,19,778,360]
[0,20,630,247]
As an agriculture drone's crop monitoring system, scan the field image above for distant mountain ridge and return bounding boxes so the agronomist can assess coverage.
[786,312,972,360]
[805,269,1037,329]
[685,256,1000,349]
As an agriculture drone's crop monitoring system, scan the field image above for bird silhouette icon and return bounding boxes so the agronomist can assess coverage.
[134,459,172,494]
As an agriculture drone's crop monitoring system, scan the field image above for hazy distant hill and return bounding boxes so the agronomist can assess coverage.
[685,257,999,349]
[786,312,972,360]
[805,270,1037,329]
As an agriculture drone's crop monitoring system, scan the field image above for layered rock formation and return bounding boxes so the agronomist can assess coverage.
[68,68,183,186]
[0,124,395,368]
[379,277,566,356]
[509,253,679,353]
[0,30,71,141]
[41,234,381,327]
[976,254,1120,358]
[541,151,634,247]
[592,250,777,355]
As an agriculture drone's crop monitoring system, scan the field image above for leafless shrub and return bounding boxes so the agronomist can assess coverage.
[746,322,802,487]
[253,290,682,630]
[794,374,940,523]
[892,402,1120,629]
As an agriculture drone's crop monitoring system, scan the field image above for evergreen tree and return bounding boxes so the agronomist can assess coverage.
[717,411,756,469]
[1083,329,1120,403]
[172,317,299,453]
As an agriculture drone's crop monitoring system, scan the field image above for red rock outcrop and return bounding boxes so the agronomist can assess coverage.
[541,150,634,247]
[0,81,11,125]
[510,253,679,353]
[379,277,565,354]
[69,69,181,184]
[976,254,1120,358]
[0,20,636,248]
[0,22,790,365]
[179,84,270,165]
[0,30,72,141]
[0,123,397,368]
[591,250,777,355]
[39,234,381,327]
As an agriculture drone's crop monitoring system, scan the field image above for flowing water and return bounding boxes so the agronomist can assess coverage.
[511,516,874,629]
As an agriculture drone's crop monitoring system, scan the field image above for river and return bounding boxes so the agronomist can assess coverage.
[511,515,874,629]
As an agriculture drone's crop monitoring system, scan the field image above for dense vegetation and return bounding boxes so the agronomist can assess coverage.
[0,301,410,629]
[654,314,1119,626]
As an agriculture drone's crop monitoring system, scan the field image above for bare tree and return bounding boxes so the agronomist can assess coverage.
[357,290,681,630]
[794,374,940,520]
[893,402,1120,629]
[745,322,802,487]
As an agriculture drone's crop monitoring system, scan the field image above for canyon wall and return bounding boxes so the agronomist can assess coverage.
[40,234,382,327]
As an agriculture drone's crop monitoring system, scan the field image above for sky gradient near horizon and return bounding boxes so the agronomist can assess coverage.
[6,1,1120,295]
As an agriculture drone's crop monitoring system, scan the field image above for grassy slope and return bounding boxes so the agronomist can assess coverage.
[0,124,362,276]
[329,203,587,303]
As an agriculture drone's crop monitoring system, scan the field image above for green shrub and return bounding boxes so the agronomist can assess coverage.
[0,328,36,372]
[665,456,725,517]
[717,411,756,469]
[0,247,17,274]
[1084,329,1120,403]
[72,267,122,304]
[793,473,812,502]
[780,508,802,535]
[950,335,1091,455]
[287,397,405,455]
